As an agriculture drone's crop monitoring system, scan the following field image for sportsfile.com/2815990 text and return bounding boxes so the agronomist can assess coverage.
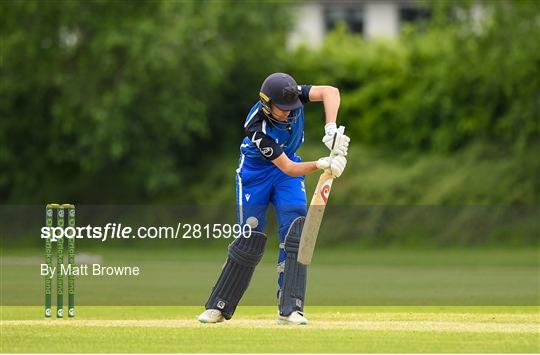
[40,222,252,242]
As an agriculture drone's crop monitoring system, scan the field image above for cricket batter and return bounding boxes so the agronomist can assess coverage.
[199,73,349,325]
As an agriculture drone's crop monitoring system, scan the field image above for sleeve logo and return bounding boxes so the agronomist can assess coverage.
[261,147,273,157]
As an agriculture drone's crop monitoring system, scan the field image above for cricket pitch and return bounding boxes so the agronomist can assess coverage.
[1,306,538,353]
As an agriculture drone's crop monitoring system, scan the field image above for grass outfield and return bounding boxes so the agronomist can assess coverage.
[2,248,538,306]
[2,249,538,352]
[1,306,539,353]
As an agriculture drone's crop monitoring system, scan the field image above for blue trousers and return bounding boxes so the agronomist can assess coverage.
[235,155,307,291]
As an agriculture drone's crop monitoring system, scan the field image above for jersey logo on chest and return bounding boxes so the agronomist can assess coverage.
[275,138,287,149]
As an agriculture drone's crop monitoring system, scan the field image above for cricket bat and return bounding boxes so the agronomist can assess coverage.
[297,126,345,265]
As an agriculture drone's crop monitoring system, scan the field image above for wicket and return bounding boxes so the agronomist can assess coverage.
[45,203,76,318]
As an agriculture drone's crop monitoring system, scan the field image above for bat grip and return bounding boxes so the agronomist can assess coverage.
[329,126,346,157]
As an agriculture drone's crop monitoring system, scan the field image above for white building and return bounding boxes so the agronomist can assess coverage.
[288,0,430,48]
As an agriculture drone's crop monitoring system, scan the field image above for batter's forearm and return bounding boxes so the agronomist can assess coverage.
[322,87,340,124]
[309,86,341,124]
[272,154,318,177]
[285,161,318,177]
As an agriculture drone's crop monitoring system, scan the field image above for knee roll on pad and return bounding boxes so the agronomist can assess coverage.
[279,216,307,316]
[205,231,267,319]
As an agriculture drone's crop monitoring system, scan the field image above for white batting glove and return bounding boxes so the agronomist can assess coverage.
[322,123,350,156]
[322,122,337,149]
[316,155,347,178]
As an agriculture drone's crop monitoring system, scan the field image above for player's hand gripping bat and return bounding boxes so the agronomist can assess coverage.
[297,126,345,265]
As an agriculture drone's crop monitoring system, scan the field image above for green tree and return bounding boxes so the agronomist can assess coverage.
[0,0,290,202]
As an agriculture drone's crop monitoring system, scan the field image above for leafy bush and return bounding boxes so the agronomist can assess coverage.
[288,1,540,153]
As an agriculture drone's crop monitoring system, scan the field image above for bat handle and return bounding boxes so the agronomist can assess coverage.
[330,126,346,157]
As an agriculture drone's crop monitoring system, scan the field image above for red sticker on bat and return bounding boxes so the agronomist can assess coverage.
[320,182,331,204]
